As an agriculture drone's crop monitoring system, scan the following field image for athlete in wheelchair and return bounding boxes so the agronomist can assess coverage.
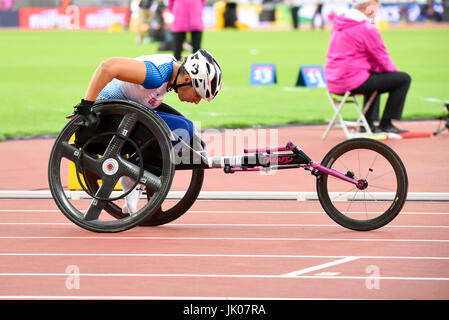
[67,49,222,215]
[49,49,407,233]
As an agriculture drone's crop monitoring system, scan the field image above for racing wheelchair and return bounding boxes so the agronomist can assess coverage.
[48,99,408,233]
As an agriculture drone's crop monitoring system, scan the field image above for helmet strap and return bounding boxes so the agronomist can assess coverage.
[170,62,192,93]
[172,81,192,93]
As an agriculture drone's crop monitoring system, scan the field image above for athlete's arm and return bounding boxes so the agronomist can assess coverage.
[84,57,147,101]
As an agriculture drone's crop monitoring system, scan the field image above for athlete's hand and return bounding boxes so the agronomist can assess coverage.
[67,99,99,129]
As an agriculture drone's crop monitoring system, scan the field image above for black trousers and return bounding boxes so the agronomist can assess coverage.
[351,71,411,123]
[291,6,300,29]
[172,31,202,61]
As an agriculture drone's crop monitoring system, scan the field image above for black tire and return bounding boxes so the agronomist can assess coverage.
[140,138,205,226]
[48,100,175,233]
[316,138,408,231]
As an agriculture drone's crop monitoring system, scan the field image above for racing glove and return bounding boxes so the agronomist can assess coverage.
[66,99,99,129]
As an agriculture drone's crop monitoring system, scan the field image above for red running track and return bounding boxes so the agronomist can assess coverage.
[0,199,448,299]
[0,120,448,299]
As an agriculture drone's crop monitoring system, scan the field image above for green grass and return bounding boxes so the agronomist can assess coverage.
[0,28,448,139]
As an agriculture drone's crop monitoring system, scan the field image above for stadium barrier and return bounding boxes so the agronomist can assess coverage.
[1,1,446,29]
[18,6,130,30]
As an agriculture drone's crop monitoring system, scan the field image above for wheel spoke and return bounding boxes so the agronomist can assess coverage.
[141,170,162,192]
[60,142,102,176]
[83,176,117,221]
[60,142,81,162]
[119,158,162,192]
[84,199,105,221]
[103,113,138,158]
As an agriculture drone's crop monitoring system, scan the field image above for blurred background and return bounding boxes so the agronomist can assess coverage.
[1,0,448,30]
[0,0,448,139]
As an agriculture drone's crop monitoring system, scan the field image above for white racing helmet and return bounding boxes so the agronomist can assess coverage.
[183,49,223,102]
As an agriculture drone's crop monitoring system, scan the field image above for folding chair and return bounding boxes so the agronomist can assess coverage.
[322,90,378,140]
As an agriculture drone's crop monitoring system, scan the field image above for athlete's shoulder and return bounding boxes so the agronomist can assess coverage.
[134,54,176,65]
[136,55,174,90]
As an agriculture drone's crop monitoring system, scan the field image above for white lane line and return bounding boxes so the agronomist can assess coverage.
[0,210,61,213]
[0,236,447,242]
[1,190,449,201]
[0,295,353,300]
[1,222,449,229]
[0,272,447,281]
[315,272,340,276]
[0,253,448,260]
[1,209,449,215]
[0,222,448,229]
[0,223,71,225]
[281,257,359,277]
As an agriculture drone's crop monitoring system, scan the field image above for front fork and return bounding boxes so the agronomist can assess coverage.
[309,162,368,190]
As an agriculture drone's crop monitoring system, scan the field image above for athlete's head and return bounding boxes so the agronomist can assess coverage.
[171,49,222,104]
[182,49,223,102]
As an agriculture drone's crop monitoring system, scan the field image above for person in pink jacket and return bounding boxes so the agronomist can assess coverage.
[169,0,205,61]
[324,0,411,133]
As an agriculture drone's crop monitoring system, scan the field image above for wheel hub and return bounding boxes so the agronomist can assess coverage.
[102,158,119,176]
[356,179,368,190]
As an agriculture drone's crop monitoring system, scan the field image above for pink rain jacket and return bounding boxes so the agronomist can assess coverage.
[324,10,398,94]
[169,0,205,32]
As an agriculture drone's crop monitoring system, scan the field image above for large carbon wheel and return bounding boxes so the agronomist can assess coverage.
[83,135,205,226]
[316,138,408,231]
[48,100,175,233]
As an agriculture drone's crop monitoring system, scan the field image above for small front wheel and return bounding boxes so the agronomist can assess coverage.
[316,138,408,231]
